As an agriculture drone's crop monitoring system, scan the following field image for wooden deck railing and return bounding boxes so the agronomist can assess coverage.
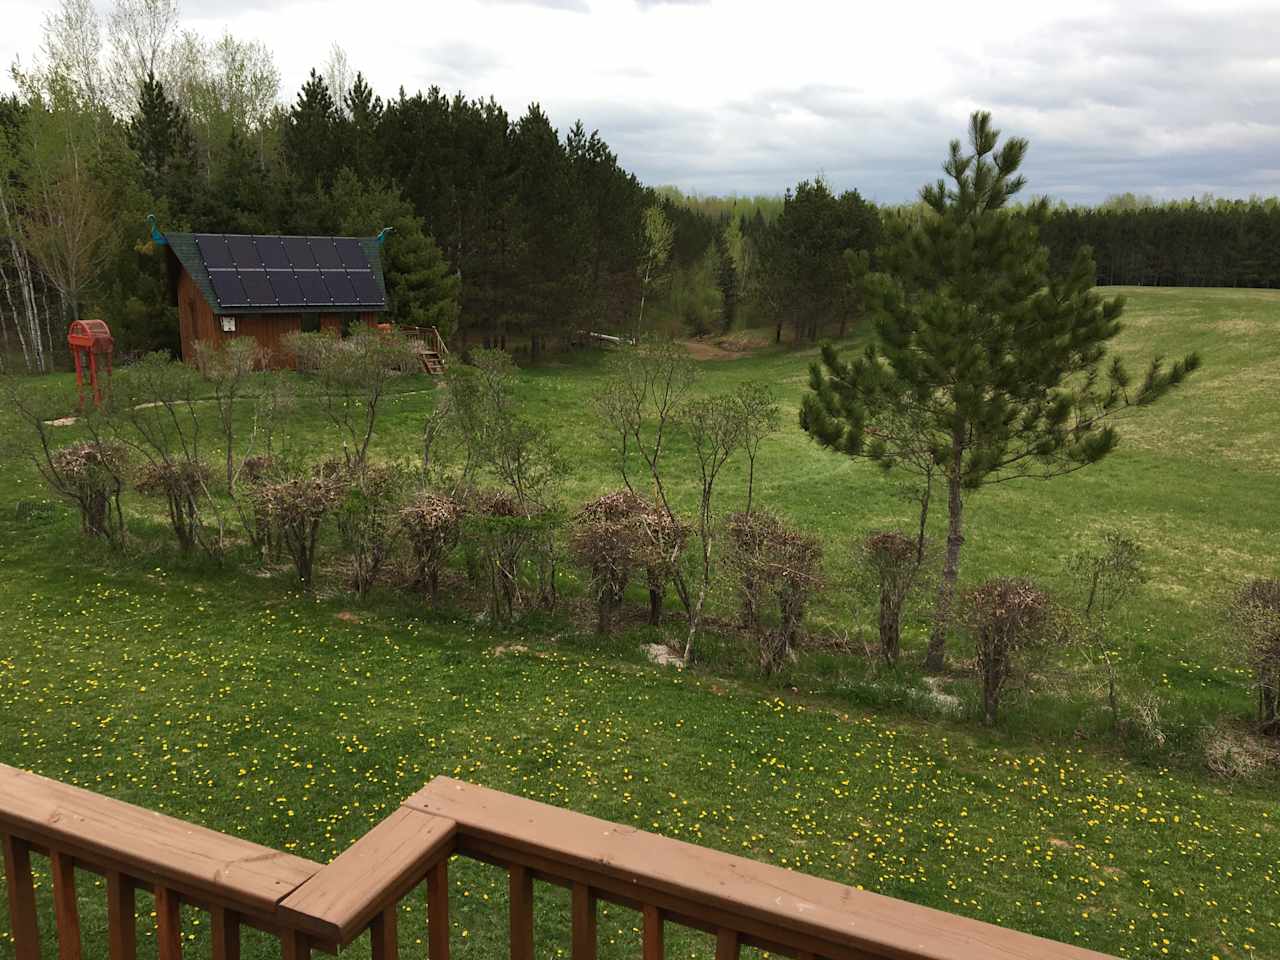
[0,763,1115,960]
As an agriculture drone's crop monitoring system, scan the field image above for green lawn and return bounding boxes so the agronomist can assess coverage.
[0,287,1277,959]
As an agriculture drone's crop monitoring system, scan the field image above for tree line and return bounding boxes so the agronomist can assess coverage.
[3,0,1278,376]
[1039,194,1280,288]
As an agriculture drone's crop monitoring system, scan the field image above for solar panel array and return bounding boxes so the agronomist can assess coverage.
[194,234,385,310]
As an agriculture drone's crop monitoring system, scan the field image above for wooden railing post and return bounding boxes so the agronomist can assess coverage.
[2,834,40,960]
[155,886,183,960]
[50,851,83,960]
[106,872,137,960]
[426,859,450,960]
[642,905,663,960]
[281,931,310,960]
[370,906,398,960]
[715,928,740,960]
[570,883,596,960]
[210,905,240,960]
[508,864,534,960]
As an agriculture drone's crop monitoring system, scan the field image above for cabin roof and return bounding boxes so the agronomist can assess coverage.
[163,230,390,316]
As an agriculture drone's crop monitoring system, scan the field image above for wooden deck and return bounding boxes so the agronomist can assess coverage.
[0,763,1116,960]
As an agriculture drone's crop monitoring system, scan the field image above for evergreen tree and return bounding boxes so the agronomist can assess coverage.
[284,68,341,191]
[325,170,460,336]
[715,227,738,332]
[343,71,383,180]
[127,71,195,213]
[801,112,1201,670]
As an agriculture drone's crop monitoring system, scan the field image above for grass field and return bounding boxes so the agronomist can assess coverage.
[0,287,1277,958]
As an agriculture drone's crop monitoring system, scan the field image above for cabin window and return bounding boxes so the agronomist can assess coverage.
[301,313,320,333]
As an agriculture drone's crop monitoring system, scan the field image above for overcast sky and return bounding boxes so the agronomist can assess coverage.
[3,0,1278,203]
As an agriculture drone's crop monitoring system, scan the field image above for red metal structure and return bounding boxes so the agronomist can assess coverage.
[67,319,114,408]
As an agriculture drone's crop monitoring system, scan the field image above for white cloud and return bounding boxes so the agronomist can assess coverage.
[3,0,1279,200]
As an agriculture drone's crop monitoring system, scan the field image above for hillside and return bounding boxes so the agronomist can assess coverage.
[0,287,1277,958]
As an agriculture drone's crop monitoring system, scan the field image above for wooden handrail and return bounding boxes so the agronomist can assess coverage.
[0,763,1118,960]
[406,777,1113,960]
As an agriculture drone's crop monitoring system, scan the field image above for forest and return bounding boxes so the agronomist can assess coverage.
[2,0,1280,375]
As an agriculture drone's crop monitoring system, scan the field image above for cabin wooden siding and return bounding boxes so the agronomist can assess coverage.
[176,270,379,369]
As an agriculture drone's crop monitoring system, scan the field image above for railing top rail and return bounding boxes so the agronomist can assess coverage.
[279,806,455,945]
[0,763,321,915]
[408,777,1114,960]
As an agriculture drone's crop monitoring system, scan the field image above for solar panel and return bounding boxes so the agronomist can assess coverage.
[334,238,371,271]
[323,270,357,304]
[310,237,342,270]
[209,270,248,307]
[257,237,290,270]
[284,237,316,270]
[268,270,304,306]
[227,235,261,269]
[297,272,330,305]
[348,271,384,304]
[239,270,274,305]
[196,235,233,269]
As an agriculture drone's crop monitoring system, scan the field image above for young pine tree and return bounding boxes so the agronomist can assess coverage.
[801,111,1200,671]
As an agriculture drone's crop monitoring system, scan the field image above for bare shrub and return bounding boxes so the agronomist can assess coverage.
[1130,692,1167,749]
[858,530,928,666]
[401,492,463,604]
[249,466,346,587]
[192,338,269,491]
[48,441,128,541]
[1202,721,1280,779]
[445,350,564,609]
[570,491,678,635]
[1230,579,1280,736]
[285,325,418,469]
[115,352,227,555]
[4,376,128,543]
[135,460,212,554]
[640,505,688,627]
[725,509,823,675]
[963,578,1052,725]
[335,463,407,596]
[466,489,533,624]
[1066,532,1145,735]
[238,454,278,558]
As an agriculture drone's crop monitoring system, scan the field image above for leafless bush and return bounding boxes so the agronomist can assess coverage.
[192,338,269,491]
[466,489,532,624]
[1130,692,1167,749]
[335,463,407,595]
[1066,532,1145,735]
[237,454,278,558]
[249,465,346,587]
[570,491,679,635]
[1230,579,1280,736]
[1201,721,1280,779]
[963,578,1052,725]
[858,530,928,666]
[725,509,824,675]
[136,460,212,554]
[401,492,463,603]
[285,326,418,469]
[48,441,128,541]
[115,352,229,555]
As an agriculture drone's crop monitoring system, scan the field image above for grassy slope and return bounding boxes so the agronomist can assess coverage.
[0,287,1277,958]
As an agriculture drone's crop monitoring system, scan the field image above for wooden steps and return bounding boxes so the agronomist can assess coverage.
[417,347,446,375]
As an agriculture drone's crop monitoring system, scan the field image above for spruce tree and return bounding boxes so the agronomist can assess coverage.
[801,111,1200,670]
[715,228,738,332]
[127,72,195,211]
[285,69,341,190]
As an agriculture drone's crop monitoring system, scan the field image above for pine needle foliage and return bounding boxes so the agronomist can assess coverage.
[801,111,1201,670]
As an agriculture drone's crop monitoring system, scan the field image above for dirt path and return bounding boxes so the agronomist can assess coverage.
[678,335,768,361]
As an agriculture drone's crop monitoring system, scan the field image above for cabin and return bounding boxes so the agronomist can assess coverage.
[154,220,390,368]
